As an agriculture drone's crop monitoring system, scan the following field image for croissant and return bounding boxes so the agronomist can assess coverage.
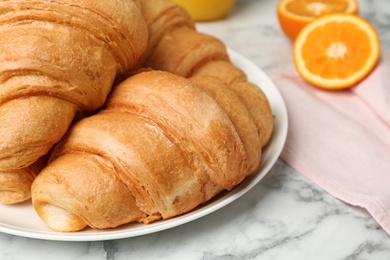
[32,70,251,232]
[0,156,47,204]
[140,0,274,150]
[0,0,148,203]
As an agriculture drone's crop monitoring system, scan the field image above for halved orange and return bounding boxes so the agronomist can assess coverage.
[294,13,380,90]
[277,0,359,41]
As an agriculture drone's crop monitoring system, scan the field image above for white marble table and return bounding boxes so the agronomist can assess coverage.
[1,0,390,259]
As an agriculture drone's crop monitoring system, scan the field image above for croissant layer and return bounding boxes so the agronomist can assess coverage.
[0,0,148,204]
[140,0,274,147]
[32,70,250,231]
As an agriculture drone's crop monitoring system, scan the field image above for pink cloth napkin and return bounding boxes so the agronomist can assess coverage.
[272,51,390,236]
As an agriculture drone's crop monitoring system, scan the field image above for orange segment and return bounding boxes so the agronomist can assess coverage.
[294,14,380,90]
[277,0,358,41]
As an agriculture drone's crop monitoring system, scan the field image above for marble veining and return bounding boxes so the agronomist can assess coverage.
[1,0,390,259]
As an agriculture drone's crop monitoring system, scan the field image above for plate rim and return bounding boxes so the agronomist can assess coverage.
[0,48,288,241]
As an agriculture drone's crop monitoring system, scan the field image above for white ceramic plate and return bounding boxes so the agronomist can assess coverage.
[0,49,288,241]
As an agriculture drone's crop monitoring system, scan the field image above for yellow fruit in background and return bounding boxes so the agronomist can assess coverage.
[277,0,359,41]
[172,0,236,21]
[294,14,380,90]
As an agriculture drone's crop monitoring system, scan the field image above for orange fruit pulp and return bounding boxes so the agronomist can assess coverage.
[277,0,359,41]
[294,13,380,90]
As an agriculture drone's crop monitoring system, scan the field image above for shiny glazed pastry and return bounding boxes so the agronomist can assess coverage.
[0,0,148,204]
[32,70,253,232]
[0,157,46,204]
[140,0,274,150]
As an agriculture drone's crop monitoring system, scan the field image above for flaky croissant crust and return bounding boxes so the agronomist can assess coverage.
[32,70,249,231]
[0,0,148,203]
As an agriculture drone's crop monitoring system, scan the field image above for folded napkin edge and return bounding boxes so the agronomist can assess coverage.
[281,147,390,237]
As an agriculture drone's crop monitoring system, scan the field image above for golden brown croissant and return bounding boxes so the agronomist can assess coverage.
[32,70,250,232]
[140,0,274,148]
[0,156,47,204]
[0,0,148,203]
[190,76,261,174]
